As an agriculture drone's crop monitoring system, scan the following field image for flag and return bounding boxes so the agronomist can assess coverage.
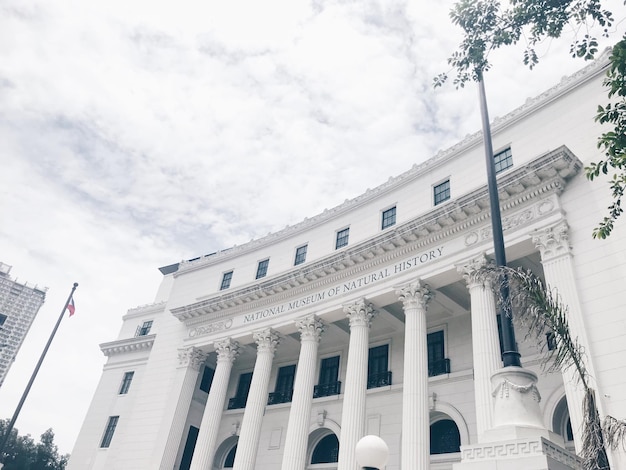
[67,297,76,317]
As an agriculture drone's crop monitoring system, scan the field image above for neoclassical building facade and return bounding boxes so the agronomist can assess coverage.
[68,55,626,470]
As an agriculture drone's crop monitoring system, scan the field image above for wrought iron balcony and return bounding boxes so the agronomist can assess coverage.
[267,389,293,405]
[428,358,450,377]
[313,381,342,398]
[367,371,392,389]
[227,396,248,410]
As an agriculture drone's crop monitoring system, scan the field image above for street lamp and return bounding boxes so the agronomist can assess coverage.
[355,435,389,470]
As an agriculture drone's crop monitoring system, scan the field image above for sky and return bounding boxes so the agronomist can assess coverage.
[0,0,624,457]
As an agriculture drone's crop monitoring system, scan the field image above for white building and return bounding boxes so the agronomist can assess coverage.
[68,55,626,470]
[0,262,47,388]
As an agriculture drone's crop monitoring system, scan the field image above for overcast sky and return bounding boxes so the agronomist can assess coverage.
[0,0,624,456]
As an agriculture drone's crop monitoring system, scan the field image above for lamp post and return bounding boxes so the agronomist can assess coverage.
[355,435,389,470]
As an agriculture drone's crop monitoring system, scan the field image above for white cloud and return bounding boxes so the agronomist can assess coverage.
[0,0,624,454]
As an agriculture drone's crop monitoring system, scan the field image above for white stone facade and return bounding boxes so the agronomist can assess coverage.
[68,55,626,470]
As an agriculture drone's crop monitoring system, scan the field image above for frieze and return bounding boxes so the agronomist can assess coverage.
[189,318,233,339]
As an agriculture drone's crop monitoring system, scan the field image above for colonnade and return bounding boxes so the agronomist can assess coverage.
[168,222,587,470]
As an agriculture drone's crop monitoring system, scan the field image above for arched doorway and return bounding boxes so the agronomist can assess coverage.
[213,436,238,469]
[552,396,575,451]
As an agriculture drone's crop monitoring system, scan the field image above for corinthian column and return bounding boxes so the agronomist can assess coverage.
[157,346,206,469]
[398,280,432,470]
[281,315,324,470]
[458,255,502,440]
[190,338,240,470]
[337,299,377,470]
[532,221,594,453]
[233,329,280,470]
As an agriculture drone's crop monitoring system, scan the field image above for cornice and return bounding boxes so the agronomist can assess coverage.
[173,55,605,277]
[122,301,167,320]
[100,334,156,357]
[171,146,581,323]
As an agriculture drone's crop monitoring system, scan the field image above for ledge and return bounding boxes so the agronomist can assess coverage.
[100,334,156,357]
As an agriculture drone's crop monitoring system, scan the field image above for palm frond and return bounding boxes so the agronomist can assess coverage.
[603,415,626,451]
[582,389,610,470]
[483,265,589,388]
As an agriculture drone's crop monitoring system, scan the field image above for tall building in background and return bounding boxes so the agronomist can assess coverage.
[0,262,47,387]
[69,55,626,470]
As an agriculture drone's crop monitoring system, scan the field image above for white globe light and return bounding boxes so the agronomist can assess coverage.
[355,435,389,468]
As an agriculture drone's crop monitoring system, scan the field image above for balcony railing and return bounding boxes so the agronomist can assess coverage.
[267,389,293,405]
[428,358,450,377]
[313,381,342,398]
[227,396,248,410]
[367,371,392,389]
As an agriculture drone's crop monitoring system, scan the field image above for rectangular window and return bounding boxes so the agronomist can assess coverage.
[314,355,341,398]
[367,344,391,388]
[119,371,134,395]
[268,364,296,405]
[494,147,513,174]
[220,271,233,290]
[228,372,253,409]
[335,228,350,249]
[427,331,450,377]
[199,366,215,393]
[294,245,308,266]
[0,313,6,327]
[434,180,450,205]
[256,259,270,279]
[135,320,153,337]
[381,207,396,229]
[100,416,119,448]
[179,426,200,470]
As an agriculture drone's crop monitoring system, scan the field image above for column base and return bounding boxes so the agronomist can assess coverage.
[453,436,582,470]
[455,367,581,469]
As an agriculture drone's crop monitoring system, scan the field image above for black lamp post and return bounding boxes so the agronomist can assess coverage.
[477,72,521,368]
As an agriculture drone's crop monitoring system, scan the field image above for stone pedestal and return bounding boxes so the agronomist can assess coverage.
[454,367,581,470]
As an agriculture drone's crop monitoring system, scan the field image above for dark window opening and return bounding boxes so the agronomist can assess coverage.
[427,331,450,377]
[200,366,215,393]
[179,426,199,470]
[268,364,296,405]
[494,148,513,173]
[220,271,233,290]
[368,344,391,389]
[314,356,341,398]
[311,434,339,464]
[294,245,308,265]
[119,371,134,395]
[100,416,119,448]
[430,419,461,454]
[434,180,451,205]
[228,372,252,409]
[256,259,269,279]
[136,320,153,337]
[336,228,350,249]
[381,207,396,229]
[224,445,237,468]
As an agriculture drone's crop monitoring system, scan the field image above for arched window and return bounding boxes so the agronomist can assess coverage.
[224,445,236,468]
[311,434,339,464]
[552,396,574,449]
[430,419,461,454]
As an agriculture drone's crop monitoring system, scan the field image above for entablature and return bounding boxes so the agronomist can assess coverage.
[170,146,581,324]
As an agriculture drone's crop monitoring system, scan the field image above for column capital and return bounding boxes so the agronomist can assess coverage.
[396,280,433,310]
[296,315,324,343]
[177,346,206,370]
[215,338,240,364]
[532,221,571,262]
[344,298,377,328]
[457,254,492,289]
[253,328,280,354]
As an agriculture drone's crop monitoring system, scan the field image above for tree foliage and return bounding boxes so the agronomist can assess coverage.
[0,420,68,470]
[435,0,626,237]
[486,265,626,470]
[586,38,626,238]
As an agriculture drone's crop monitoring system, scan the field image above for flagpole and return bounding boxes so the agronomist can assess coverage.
[0,282,78,461]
